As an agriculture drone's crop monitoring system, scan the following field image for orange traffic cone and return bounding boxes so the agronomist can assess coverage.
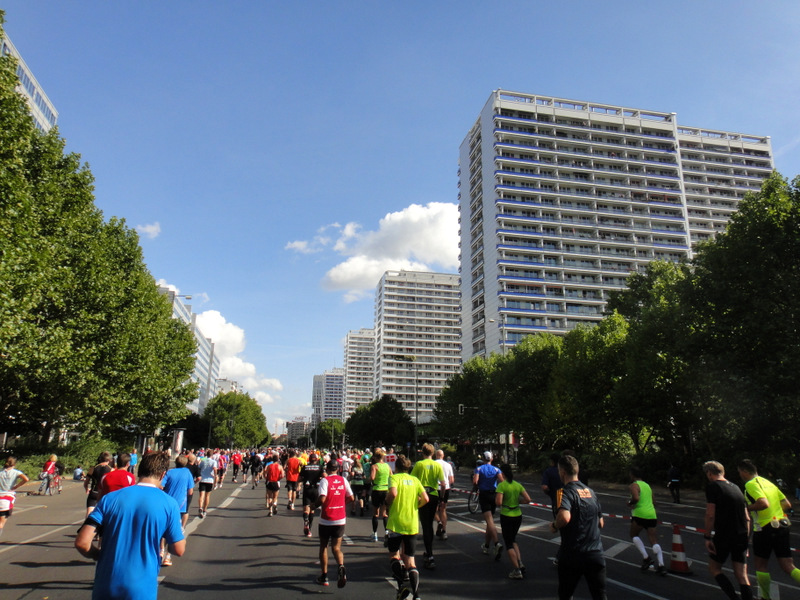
[668,524,694,576]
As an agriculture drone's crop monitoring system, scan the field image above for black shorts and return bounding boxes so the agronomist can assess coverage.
[387,533,417,557]
[500,514,522,548]
[266,481,280,492]
[318,524,345,540]
[753,526,792,560]
[198,482,213,493]
[632,516,658,529]
[478,489,496,514]
[86,492,99,509]
[303,488,319,506]
[711,533,749,564]
[0,509,11,518]
[440,489,450,503]
[286,481,298,492]
[372,490,388,508]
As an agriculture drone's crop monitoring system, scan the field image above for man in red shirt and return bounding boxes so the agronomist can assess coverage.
[316,459,354,588]
[264,453,284,516]
[231,451,243,483]
[285,449,301,511]
[98,453,136,500]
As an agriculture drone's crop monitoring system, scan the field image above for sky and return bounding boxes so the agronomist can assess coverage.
[3,2,800,433]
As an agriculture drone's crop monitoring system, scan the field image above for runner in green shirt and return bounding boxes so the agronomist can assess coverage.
[410,443,446,569]
[628,466,666,575]
[496,463,531,579]
[386,455,428,600]
[738,459,800,600]
[370,448,391,543]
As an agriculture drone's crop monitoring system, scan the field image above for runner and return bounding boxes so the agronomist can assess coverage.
[0,457,29,539]
[628,466,666,575]
[496,463,531,579]
[385,447,398,473]
[231,450,243,483]
[474,450,504,558]
[301,452,324,537]
[215,450,228,490]
[386,454,428,600]
[98,453,136,500]
[315,459,354,587]
[250,451,263,489]
[85,452,113,517]
[350,455,367,516]
[161,455,195,566]
[370,448,391,543]
[285,449,301,510]
[434,449,455,540]
[264,452,284,516]
[197,450,218,518]
[410,443,446,570]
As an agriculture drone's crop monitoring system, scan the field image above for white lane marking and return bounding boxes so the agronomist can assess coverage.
[343,535,353,546]
[0,519,85,556]
[606,577,672,599]
[604,541,630,558]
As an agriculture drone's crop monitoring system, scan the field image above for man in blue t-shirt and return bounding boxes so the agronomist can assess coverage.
[161,455,195,566]
[75,452,185,600]
[473,451,504,559]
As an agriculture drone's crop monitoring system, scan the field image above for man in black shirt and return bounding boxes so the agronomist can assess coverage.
[300,453,324,537]
[703,460,753,600]
[550,455,606,600]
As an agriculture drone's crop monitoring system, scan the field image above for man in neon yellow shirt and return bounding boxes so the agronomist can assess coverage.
[410,443,446,570]
[387,455,428,600]
[628,467,666,575]
[738,459,800,599]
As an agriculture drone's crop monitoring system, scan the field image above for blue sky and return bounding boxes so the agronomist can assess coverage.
[4,2,800,432]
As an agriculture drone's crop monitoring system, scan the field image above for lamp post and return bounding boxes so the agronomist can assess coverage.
[393,354,419,456]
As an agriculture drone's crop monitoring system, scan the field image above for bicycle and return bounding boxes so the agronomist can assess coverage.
[467,484,480,514]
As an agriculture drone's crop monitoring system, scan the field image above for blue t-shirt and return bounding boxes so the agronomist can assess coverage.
[88,483,184,600]
[162,467,195,513]
[475,463,501,492]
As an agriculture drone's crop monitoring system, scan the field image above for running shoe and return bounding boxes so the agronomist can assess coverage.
[481,543,489,555]
[337,564,347,588]
[316,574,329,586]
[272,505,278,515]
[435,523,443,538]
[303,526,310,537]
[641,557,654,572]
[441,531,448,540]
[424,555,436,570]
[519,562,526,575]
[371,532,379,542]
[494,542,504,561]
[162,553,173,567]
[656,565,667,577]
[508,568,523,579]
[396,585,410,600]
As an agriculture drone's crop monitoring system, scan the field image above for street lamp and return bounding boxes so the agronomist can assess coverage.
[392,354,419,456]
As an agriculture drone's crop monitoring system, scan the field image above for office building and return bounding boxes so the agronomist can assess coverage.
[373,271,461,424]
[159,287,220,413]
[312,368,345,425]
[343,328,376,418]
[460,90,773,359]
[287,419,310,446]
[1,35,58,132]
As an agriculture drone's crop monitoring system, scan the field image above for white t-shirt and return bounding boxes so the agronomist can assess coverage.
[436,459,455,490]
[386,453,397,473]
[0,468,23,493]
[199,458,218,483]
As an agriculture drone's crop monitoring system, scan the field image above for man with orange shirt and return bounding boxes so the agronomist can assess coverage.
[285,449,301,511]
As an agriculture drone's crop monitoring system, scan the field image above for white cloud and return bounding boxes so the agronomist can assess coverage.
[156,278,180,294]
[294,202,459,302]
[136,222,161,239]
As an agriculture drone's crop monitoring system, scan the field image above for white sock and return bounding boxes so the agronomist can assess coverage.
[632,536,648,559]
[653,544,664,566]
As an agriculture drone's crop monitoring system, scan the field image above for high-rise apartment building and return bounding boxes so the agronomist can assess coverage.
[159,288,220,413]
[312,368,345,425]
[1,35,58,132]
[374,271,461,424]
[343,328,376,418]
[460,90,773,359]
[287,419,310,445]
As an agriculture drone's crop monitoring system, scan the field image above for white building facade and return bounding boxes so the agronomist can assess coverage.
[312,368,345,425]
[460,90,774,359]
[343,328,376,418]
[373,271,461,424]
[159,288,220,413]
[1,35,58,132]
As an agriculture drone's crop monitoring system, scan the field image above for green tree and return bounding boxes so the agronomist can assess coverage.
[310,419,346,450]
[0,14,198,443]
[345,395,414,449]
[203,392,270,448]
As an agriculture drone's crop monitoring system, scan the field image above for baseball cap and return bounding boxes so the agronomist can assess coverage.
[483,451,492,461]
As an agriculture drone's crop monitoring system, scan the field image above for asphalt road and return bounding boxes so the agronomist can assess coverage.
[2,471,800,599]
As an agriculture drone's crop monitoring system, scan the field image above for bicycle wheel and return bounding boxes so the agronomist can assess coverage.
[467,489,480,514]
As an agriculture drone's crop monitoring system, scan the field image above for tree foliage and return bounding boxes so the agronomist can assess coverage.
[345,395,414,450]
[310,419,347,450]
[435,171,800,479]
[0,14,197,444]
[202,392,270,448]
